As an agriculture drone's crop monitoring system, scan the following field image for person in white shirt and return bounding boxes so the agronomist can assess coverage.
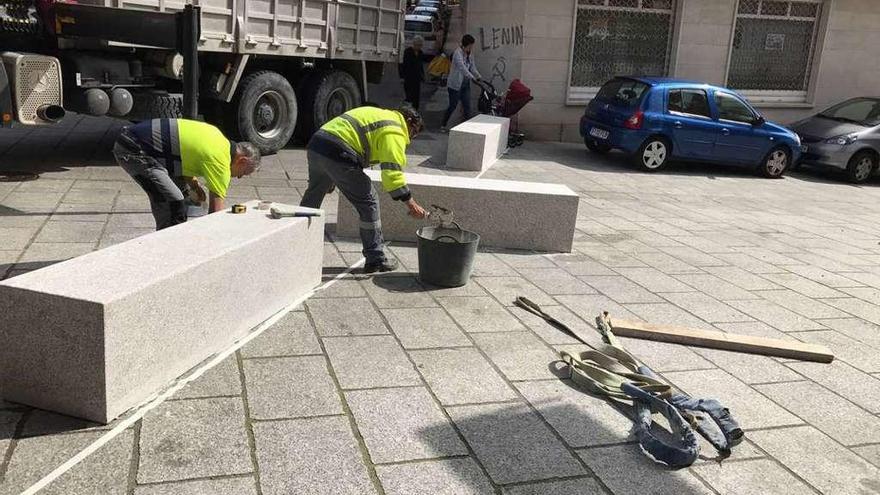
[441,34,481,132]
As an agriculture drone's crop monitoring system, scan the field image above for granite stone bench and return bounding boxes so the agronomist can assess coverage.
[445,114,510,172]
[337,172,579,252]
[0,201,323,423]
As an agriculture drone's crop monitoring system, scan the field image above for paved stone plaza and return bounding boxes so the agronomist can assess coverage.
[2,115,880,494]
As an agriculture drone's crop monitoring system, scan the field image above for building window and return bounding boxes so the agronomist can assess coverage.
[728,0,822,97]
[567,0,677,104]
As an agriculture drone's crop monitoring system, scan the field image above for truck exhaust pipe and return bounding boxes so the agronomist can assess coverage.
[37,104,65,123]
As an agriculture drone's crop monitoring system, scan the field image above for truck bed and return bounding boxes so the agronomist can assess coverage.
[78,0,403,62]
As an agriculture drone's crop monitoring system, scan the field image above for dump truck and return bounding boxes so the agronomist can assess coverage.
[0,0,404,153]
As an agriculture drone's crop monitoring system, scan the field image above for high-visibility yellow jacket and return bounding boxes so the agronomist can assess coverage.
[320,107,411,201]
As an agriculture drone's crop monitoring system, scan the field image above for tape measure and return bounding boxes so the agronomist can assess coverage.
[230,204,247,214]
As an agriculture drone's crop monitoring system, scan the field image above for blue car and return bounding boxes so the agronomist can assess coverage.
[580,77,801,178]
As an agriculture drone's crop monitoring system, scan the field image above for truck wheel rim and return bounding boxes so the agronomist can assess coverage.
[856,157,873,181]
[326,88,352,120]
[643,141,666,169]
[766,150,787,176]
[254,90,287,140]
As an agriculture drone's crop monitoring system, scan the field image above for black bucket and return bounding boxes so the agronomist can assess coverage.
[416,224,480,287]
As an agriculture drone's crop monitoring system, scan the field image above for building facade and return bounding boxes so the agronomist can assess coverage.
[463,0,880,142]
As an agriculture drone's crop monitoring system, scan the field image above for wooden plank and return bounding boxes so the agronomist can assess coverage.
[609,317,834,363]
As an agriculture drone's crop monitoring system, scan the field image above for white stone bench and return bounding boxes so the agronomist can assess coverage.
[445,114,510,172]
[337,172,579,252]
[0,201,323,423]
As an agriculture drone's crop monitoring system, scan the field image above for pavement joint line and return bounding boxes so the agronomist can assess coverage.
[124,420,142,495]
[236,349,264,495]
[0,409,32,482]
[17,252,367,495]
[497,474,601,489]
[371,453,472,467]
[166,394,242,402]
[301,291,388,495]
[132,472,255,488]
[239,352,327,361]
[353,268,503,494]
[249,413,347,423]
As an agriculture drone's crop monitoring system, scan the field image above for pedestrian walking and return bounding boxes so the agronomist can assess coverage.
[440,34,481,132]
[113,118,261,230]
[400,36,425,110]
[300,106,429,273]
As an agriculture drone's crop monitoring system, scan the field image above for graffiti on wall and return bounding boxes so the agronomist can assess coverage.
[489,56,507,86]
[478,25,524,51]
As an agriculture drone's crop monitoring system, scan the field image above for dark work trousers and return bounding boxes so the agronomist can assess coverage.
[442,79,471,127]
[113,133,187,230]
[300,147,386,265]
[404,79,421,110]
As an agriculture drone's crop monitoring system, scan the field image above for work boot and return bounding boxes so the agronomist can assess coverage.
[363,259,398,274]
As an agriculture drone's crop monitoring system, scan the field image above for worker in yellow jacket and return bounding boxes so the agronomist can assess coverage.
[301,106,428,273]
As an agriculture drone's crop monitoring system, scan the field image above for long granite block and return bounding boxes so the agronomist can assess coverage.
[446,115,510,171]
[0,201,323,423]
[337,172,579,252]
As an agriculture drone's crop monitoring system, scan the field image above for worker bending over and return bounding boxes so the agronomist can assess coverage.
[301,105,428,273]
[113,118,261,230]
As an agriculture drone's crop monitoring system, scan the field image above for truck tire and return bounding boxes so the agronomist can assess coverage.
[300,69,361,137]
[231,71,298,155]
[128,91,183,121]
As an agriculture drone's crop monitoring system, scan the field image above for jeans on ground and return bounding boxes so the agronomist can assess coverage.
[442,79,471,127]
[113,141,187,230]
[300,148,386,265]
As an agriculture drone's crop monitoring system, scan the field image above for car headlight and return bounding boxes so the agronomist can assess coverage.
[825,134,859,146]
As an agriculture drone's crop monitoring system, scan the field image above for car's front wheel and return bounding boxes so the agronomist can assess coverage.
[634,137,670,172]
[845,150,877,184]
[585,138,611,154]
[759,146,790,178]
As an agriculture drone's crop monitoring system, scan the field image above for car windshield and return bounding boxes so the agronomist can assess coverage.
[817,98,880,126]
[405,20,433,32]
[595,79,650,108]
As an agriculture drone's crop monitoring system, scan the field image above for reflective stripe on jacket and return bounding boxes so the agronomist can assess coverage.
[320,107,411,201]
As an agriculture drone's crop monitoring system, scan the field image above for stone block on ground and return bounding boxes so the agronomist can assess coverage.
[0,201,323,423]
[445,114,509,172]
[336,172,579,252]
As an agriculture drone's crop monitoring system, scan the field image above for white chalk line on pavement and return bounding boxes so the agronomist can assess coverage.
[20,256,366,495]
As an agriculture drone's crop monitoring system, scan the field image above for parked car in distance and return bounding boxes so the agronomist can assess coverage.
[790,97,880,184]
[412,6,442,25]
[404,15,442,56]
[580,77,801,178]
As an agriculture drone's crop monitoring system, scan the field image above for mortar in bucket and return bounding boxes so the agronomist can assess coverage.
[417,205,480,287]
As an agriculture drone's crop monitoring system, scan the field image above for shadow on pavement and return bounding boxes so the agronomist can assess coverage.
[418,395,717,493]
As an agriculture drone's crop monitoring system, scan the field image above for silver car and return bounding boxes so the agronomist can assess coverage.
[792,97,880,183]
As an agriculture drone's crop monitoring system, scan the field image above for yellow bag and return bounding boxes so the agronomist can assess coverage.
[427,54,451,77]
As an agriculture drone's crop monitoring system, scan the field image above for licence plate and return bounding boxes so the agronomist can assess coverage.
[800,145,808,152]
[589,127,610,140]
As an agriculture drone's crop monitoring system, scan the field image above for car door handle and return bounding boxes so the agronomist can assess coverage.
[673,121,683,129]
[721,128,730,136]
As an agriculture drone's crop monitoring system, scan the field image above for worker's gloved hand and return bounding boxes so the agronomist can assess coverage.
[406,198,428,219]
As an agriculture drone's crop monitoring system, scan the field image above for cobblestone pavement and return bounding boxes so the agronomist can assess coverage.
[2,114,880,495]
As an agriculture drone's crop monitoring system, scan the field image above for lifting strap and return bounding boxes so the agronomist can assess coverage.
[514,296,744,467]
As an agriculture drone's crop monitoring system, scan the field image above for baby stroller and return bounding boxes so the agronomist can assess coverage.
[475,79,533,148]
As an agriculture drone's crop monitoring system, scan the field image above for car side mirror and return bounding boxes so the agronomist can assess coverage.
[752,115,766,127]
